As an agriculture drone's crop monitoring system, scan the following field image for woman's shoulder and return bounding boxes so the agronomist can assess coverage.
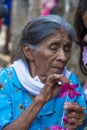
[67,69,81,85]
[64,68,79,82]
[0,66,14,77]
[69,71,79,79]
[0,66,19,85]
[0,66,22,93]
[69,71,85,93]
[0,67,16,94]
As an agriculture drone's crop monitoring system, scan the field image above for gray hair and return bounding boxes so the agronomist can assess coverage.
[15,15,77,60]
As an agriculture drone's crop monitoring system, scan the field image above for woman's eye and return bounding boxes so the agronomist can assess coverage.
[50,44,58,50]
[64,46,71,52]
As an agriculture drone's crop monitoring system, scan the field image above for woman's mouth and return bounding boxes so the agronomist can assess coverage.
[50,67,63,74]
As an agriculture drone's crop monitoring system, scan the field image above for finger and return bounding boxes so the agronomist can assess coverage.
[57,74,70,85]
[46,74,70,87]
[66,111,78,119]
[66,111,86,120]
[65,118,84,129]
[65,123,77,130]
[65,118,84,130]
[51,85,61,98]
[67,117,83,124]
[64,102,85,113]
[65,111,85,129]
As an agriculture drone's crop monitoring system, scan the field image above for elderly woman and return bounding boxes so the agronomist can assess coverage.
[0,15,87,130]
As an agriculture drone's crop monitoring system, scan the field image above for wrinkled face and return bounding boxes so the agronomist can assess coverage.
[82,10,87,28]
[30,29,72,82]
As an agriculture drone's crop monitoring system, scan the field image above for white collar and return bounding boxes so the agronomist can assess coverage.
[11,59,71,96]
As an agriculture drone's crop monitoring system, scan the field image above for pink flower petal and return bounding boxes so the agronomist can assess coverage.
[73,84,78,88]
[51,125,62,130]
[64,128,69,130]
[63,116,68,123]
[59,83,81,99]
[73,90,81,96]
[51,125,68,130]
[69,90,75,99]
[59,91,69,98]
[61,84,69,91]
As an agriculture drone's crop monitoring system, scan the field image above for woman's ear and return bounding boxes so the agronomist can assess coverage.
[23,44,34,61]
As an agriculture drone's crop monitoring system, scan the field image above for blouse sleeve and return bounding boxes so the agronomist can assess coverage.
[0,68,13,129]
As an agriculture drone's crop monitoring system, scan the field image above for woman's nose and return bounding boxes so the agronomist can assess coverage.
[56,50,67,62]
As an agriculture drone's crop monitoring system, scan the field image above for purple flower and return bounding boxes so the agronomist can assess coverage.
[59,83,81,99]
[63,116,68,123]
[51,125,62,130]
[51,125,68,130]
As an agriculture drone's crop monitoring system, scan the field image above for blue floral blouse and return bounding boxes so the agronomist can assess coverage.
[0,67,87,130]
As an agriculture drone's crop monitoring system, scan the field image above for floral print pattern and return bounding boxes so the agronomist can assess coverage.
[0,67,87,130]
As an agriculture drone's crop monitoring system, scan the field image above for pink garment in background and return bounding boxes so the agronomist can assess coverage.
[83,46,87,65]
[41,7,50,16]
[41,0,57,16]
[83,46,87,101]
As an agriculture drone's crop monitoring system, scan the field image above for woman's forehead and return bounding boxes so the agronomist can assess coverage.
[48,29,70,40]
[40,29,71,44]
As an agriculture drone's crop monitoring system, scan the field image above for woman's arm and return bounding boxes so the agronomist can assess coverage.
[3,74,69,130]
[3,96,44,130]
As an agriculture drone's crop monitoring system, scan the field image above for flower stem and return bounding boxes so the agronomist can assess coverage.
[61,94,68,126]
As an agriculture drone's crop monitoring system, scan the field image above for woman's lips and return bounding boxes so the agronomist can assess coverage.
[51,67,63,73]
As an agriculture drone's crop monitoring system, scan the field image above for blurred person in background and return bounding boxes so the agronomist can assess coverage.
[74,0,87,102]
[0,0,12,55]
[0,0,8,31]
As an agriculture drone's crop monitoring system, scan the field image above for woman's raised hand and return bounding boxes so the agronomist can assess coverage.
[38,74,70,104]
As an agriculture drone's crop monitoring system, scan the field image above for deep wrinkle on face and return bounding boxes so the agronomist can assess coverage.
[30,29,72,83]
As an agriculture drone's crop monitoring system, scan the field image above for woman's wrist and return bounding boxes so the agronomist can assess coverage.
[34,93,47,105]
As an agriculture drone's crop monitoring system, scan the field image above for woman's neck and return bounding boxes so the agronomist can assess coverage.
[28,62,46,83]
